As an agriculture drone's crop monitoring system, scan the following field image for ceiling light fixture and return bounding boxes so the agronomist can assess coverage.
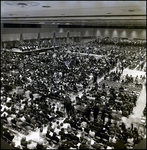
[128,10,134,12]
[5,1,40,8]
[42,6,51,8]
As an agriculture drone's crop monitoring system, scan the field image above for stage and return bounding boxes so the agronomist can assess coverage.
[2,46,60,54]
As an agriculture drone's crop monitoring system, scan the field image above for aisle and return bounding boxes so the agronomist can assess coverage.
[121,67,146,128]
[122,68,146,77]
[67,50,103,60]
[132,85,146,118]
[122,84,146,128]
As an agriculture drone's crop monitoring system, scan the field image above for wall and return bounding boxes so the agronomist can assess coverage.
[94,28,146,39]
[1,27,146,41]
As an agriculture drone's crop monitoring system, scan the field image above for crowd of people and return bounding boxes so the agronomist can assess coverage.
[1,37,146,149]
[3,39,53,51]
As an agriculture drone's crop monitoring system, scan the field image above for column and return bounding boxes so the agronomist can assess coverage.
[1,38,2,50]
[37,33,40,49]
[53,32,56,46]
[20,33,23,41]
[67,32,70,44]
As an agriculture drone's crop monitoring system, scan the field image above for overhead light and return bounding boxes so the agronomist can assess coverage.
[5,1,40,7]
[52,22,55,24]
[17,3,27,6]
[65,23,70,25]
[128,10,134,12]
[42,6,51,8]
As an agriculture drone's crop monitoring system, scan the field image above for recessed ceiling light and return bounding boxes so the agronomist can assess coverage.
[128,10,134,12]
[42,6,51,8]
[17,3,27,6]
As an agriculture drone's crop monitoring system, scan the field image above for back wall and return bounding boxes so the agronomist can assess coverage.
[1,27,146,41]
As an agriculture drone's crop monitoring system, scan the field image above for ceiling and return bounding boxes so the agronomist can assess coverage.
[1,1,146,27]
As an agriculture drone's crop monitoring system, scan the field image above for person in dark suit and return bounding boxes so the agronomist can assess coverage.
[120,122,126,132]
[93,72,98,83]
[93,104,99,120]
[51,132,59,143]
[84,105,91,120]
[101,109,106,124]
[46,130,51,139]
[36,142,44,150]
[59,128,65,138]
[58,142,66,150]
[79,140,89,149]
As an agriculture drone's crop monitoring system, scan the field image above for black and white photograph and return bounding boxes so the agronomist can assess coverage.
[1,1,146,149]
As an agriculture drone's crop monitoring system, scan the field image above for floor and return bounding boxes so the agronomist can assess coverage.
[121,68,146,129]
[123,68,146,77]
[4,51,146,148]
[114,67,146,129]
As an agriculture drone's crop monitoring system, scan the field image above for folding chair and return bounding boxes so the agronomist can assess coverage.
[3,135,12,144]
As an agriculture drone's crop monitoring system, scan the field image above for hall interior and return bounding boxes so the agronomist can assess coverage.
[1,1,146,150]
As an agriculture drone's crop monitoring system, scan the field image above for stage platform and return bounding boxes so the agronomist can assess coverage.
[2,46,59,54]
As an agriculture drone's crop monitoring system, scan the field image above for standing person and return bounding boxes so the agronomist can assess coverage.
[64,96,72,117]
[93,72,98,84]
[101,108,106,124]
[107,110,112,125]
[84,105,91,120]
[93,103,99,120]
[131,123,134,132]
[121,65,124,74]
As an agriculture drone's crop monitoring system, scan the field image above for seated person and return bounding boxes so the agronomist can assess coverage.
[81,120,87,129]
[89,129,95,138]
[119,86,124,92]
[27,140,37,149]
[21,137,27,148]
[55,108,64,117]
[36,142,44,150]
[79,140,89,149]
[54,126,61,135]
[50,132,60,143]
